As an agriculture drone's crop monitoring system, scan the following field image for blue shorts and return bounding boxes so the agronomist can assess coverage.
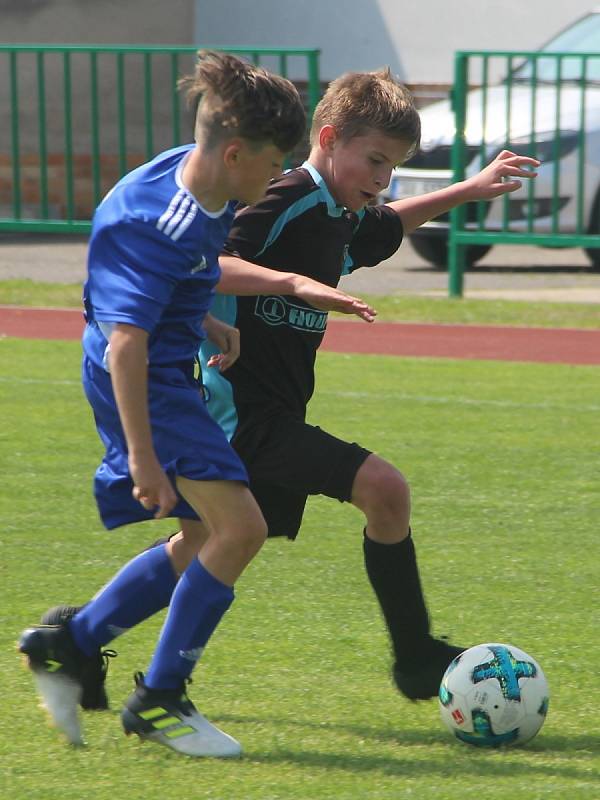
[82,355,248,529]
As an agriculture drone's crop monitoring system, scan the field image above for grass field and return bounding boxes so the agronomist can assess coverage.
[1,337,599,799]
[1,277,600,329]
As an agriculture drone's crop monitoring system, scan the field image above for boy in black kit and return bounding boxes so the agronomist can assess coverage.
[45,67,538,706]
[199,67,538,699]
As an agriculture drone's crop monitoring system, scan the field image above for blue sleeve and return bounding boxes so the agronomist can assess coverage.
[87,219,191,332]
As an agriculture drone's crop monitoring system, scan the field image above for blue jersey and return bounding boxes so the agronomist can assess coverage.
[83,144,235,369]
[80,144,248,530]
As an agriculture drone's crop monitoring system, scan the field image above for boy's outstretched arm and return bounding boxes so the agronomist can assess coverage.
[217,255,377,322]
[388,150,540,235]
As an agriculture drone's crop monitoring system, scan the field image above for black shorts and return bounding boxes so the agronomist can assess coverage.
[231,415,371,540]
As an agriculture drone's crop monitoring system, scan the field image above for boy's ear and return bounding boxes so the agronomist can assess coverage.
[318,124,338,152]
[223,139,244,167]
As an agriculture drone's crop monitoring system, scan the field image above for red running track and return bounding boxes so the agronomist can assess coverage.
[1,305,599,366]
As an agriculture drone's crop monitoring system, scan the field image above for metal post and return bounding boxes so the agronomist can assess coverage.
[449,51,468,297]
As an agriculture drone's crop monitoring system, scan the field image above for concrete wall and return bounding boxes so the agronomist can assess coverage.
[1,0,199,217]
[196,0,599,83]
[1,0,195,45]
[3,0,599,83]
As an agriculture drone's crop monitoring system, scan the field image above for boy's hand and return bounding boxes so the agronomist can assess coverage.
[203,312,240,371]
[130,454,178,519]
[291,275,377,322]
[462,150,540,200]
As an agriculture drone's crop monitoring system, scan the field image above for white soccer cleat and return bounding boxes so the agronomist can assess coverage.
[121,672,241,758]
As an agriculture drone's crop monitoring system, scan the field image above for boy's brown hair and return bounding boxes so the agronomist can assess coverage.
[178,50,306,154]
[310,68,421,160]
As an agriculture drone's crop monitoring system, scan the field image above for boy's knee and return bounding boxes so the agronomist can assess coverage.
[352,456,411,516]
[226,512,268,557]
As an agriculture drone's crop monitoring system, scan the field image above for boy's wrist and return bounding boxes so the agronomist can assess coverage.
[126,442,157,464]
[286,272,304,295]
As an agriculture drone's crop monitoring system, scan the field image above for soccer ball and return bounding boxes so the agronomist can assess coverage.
[439,643,549,747]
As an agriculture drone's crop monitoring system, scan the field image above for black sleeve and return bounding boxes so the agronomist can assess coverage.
[347,204,404,271]
[222,172,315,265]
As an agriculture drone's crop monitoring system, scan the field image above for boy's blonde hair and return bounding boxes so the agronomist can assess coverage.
[179,50,306,153]
[310,68,421,160]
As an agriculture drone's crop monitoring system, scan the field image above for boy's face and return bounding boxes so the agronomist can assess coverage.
[229,141,286,205]
[324,129,412,211]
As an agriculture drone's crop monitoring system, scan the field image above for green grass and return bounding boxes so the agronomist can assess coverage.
[1,278,599,328]
[1,338,599,799]
[0,279,84,309]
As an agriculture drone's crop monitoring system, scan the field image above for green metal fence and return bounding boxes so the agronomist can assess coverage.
[448,49,600,295]
[0,44,321,234]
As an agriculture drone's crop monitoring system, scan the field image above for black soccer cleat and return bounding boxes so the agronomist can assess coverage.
[40,605,116,711]
[393,637,466,701]
[18,623,91,744]
[122,672,241,757]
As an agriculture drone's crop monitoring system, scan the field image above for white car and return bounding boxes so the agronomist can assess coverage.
[383,9,600,270]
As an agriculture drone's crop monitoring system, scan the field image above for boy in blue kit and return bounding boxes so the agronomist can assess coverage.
[18,51,376,757]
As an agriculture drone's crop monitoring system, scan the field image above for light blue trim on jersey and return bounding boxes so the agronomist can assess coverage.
[301,161,345,218]
[341,207,366,275]
[255,162,345,257]
[199,294,239,441]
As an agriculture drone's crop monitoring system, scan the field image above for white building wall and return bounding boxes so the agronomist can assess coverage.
[195,0,599,83]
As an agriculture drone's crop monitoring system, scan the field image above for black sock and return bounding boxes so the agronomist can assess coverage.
[363,530,433,668]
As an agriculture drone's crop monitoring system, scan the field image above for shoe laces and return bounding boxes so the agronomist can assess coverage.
[99,648,117,677]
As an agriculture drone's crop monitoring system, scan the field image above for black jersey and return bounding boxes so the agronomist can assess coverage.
[201,163,403,431]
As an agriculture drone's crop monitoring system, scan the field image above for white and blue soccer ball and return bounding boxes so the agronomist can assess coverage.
[439,643,549,747]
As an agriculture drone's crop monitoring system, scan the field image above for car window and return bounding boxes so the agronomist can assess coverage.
[513,13,600,82]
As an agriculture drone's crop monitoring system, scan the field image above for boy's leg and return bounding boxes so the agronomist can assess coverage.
[19,519,208,742]
[239,416,463,699]
[352,454,464,698]
[121,477,266,757]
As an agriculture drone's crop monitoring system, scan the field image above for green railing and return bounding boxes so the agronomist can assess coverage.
[448,50,600,295]
[0,44,321,234]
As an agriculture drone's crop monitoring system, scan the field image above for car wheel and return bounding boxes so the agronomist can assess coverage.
[409,235,492,269]
[584,246,600,271]
[584,192,600,271]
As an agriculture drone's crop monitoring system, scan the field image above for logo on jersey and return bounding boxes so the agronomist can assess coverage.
[255,295,328,332]
[191,255,208,273]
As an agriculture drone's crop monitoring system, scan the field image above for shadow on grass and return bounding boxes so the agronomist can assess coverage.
[212,712,599,781]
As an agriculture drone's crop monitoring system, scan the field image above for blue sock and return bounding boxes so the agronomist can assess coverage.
[69,544,177,656]
[144,557,234,690]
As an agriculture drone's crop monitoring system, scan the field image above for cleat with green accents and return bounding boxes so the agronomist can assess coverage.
[18,624,91,745]
[121,672,241,758]
[40,605,116,711]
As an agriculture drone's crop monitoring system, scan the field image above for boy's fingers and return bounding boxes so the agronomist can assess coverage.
[133,485,157,510]
[340,298,377,322]
[207,353,235,371]
[132,482,177,518]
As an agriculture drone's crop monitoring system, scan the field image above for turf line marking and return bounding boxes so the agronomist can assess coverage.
[0,376,80,386]
[319,389,600,413]
[3,377,598,413]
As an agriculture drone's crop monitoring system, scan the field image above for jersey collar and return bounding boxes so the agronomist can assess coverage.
[175,148,230,219]
[301,161,345,218]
